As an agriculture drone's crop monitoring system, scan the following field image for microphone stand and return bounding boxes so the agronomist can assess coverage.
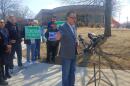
[78,34,113,86]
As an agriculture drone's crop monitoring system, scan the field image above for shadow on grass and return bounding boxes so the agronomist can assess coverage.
[77,37,130,86]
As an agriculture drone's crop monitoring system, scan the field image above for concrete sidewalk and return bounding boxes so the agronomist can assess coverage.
[7,61,130,86]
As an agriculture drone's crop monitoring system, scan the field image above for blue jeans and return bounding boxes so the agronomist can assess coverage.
[31,43,36,61]
[26,44,31,62]
[35,39,41,59]
[26,44,36,62]
[62,58,76,86]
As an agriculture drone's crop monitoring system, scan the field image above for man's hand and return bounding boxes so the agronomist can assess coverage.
[5,45,12,53]
[56,31,62,40]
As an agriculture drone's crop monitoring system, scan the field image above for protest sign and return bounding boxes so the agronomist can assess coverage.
[25,26,41,39]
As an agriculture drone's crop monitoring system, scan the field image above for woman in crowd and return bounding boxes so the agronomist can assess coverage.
[33,20,41,61]
[24,20,36,65]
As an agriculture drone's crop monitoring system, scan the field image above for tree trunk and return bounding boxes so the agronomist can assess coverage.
[104,0,112,37]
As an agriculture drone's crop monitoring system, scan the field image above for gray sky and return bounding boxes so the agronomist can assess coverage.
[23,0,130,23]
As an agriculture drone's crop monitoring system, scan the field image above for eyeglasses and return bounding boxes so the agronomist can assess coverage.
[69,16,77,19]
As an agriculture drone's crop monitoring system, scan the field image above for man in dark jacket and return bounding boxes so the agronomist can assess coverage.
[0,19,10,86]
[5,16,23,69]
[56,11,78,86]
[45,22,59,63]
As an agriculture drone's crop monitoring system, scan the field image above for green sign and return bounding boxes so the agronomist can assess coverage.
[25,26,41,39]
[55,21,65,27]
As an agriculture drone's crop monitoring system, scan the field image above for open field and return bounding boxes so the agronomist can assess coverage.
[77,27,130,69]
[22,27,130,69]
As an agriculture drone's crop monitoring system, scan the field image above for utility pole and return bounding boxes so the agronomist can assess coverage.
[104,0,112,37]
[126,16,128,28]
[119,12,120,22]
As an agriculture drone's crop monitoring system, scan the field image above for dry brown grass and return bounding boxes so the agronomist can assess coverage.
[22,27,130,69]
[77,27,130,69]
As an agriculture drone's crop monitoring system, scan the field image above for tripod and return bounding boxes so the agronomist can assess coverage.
[86,52,113,86]
[78,34,113,86]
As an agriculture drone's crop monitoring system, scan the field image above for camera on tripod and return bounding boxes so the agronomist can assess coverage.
[78,32,104,54]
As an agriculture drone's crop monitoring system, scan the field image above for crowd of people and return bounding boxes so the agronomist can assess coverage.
[0,11,78,86]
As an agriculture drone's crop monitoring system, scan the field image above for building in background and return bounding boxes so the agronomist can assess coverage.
[35,5,104,27]
[111,18,120,28]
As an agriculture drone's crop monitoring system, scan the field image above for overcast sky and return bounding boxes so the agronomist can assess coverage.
[23,0,130,23]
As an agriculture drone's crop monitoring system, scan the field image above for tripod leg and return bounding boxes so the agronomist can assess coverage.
[101,71,113,86]
[94,63,96,86]
[98,55,101,86]
[97,55,113,86]
[86,70,99,85]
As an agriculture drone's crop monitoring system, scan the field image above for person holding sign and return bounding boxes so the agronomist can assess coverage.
[45,22,59,63]
[24,20,40,65]
[33,20,41,60]
[47,16,56,30]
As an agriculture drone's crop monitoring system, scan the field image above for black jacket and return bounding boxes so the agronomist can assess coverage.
[5,21,22,44]
[0,28,10,56]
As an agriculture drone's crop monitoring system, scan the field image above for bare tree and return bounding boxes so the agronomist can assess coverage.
[0,0,21,20]
[61,0,104,5]
[11,6,34,19]
[60,0,120,37]
[104,0,112,37]
[19,6,34,19]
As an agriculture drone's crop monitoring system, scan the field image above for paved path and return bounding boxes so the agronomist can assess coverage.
[7,43,130,86]
[7,60,130,86]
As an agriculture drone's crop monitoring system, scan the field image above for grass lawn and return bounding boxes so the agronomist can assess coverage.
[22,27,130,70]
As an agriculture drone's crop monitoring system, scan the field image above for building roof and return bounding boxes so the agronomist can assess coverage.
[35,5,104,18]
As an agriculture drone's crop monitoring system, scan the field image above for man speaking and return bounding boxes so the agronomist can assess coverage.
[56,11,78,86]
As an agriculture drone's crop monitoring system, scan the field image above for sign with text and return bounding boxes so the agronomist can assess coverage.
[55,21,65,27]
[48,32,57,41]
[25,26,41,39]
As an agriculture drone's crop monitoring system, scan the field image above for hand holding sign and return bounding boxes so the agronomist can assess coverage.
[48,32,57,41]
[56,31,62,40]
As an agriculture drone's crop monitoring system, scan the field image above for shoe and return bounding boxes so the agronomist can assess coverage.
[9,65,14,69]
[24,62,31,67]
[31,61,37,64]
[51,59,55,63]
[46,60,50,63]
[5,74,11,79]
[0,80,8,86]
[3,76,7,80]
[18,66,24,69]
[9,69,13,74]
[37,58,40,60]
